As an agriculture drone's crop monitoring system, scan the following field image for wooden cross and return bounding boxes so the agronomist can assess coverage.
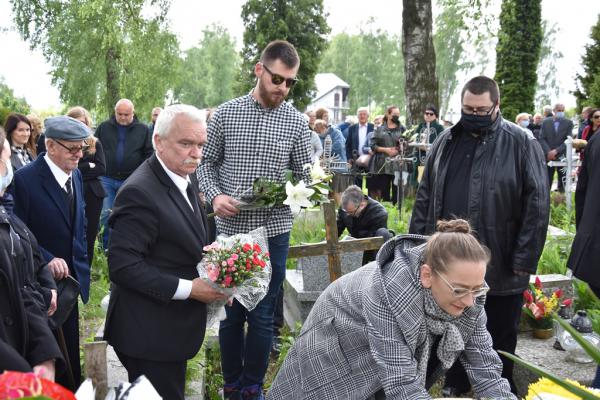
[287,202,385,282]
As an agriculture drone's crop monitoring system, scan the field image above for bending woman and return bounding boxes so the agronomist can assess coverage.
[267,219,515,400]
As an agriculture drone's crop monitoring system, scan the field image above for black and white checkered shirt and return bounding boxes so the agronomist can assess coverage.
[197,94,312,237]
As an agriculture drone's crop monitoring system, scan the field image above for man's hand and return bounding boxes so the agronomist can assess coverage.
[547,149,558,161]
[33,359,55,381]
[387,148,399,157]
[48,258,69,280]
[189,278,229,303]
[48,289,57,316]
[213,194,240,218]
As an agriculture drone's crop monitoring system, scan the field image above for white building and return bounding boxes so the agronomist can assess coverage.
[306,73,350,124]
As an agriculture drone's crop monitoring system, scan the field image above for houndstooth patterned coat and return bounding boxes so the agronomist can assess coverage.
[267,234,515,400]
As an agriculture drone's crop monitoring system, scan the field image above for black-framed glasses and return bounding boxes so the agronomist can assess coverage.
[434,269,489,298]
[52,139,89,154]
[343,202,364,217]
[461,104,496,116]
[593,115,600,119]
[424,111,435,116]
[261,63,298,88]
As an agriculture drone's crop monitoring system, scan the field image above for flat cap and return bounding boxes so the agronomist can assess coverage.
[44,116,91,141]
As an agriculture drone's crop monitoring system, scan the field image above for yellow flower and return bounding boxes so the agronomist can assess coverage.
[525,378,600,400]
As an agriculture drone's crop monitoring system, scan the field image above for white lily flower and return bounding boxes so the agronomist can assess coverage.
[283,181,314,214]
[309,160,329,183]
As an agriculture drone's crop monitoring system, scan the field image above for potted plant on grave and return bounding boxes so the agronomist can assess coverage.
[523,276,572,339]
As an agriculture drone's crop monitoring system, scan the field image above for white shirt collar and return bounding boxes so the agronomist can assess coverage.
[156,154,190,192]
[43,153,72,189]
[156,154,194,211]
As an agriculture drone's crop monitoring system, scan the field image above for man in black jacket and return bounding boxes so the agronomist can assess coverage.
[337,185,392,264]
[95,99,153,250]
[409,76,549,395]
[539,103,574,193]
[346,108,375,187]
[104,105,227,400]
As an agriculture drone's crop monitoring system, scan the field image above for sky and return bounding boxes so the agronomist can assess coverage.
[0,0,598,112]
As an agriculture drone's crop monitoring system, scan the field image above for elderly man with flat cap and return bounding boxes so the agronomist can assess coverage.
[13,116,91,390]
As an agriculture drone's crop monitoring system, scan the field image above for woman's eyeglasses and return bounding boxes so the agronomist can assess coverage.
[434,269,489,298]
[261,63,298,88]
[593,115,600,119]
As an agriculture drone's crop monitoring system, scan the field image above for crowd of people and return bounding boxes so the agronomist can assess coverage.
[0,38,598,400]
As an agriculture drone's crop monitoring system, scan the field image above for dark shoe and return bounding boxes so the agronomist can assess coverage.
[241,385,264,400]
[223,382,241,400]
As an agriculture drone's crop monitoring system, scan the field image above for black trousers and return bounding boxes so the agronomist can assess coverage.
[444,293,523,394]
[116,350,187,400]
[547,166,565,192]
[54,303,81,391]
[84,190,103,266]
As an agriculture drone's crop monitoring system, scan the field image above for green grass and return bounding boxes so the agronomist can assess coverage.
[537,237,572,275]
[549,192,576,233]
[80,240,109,342]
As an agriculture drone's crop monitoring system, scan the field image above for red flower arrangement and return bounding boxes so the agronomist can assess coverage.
[202,240,270,289]
[523,276,572,329]
[0,371,75,400]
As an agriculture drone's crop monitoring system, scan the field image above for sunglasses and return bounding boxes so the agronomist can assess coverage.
[261,63,298,88]
[424,112,435,116]
[434,269,489,298]
[593,115,600,119]
[52,139,89,154]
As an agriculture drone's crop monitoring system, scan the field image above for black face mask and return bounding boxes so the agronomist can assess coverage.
[460,112,494,134]
[391,115,400,125]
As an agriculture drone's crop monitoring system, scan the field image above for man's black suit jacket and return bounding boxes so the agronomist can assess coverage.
[104,154,209,362]
[346,123,374,161]
[539,117,574,157]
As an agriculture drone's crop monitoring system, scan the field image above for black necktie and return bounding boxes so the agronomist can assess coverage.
[65,177,74,217]
[186,183,200,216]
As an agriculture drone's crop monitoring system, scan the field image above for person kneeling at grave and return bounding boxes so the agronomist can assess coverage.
[337,185,393,264]
[267,219,516,400]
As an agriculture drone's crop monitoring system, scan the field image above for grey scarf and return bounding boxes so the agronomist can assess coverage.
[414,288,465,386]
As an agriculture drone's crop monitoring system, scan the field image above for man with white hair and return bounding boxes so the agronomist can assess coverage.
[346,107,374,186]
[95,98,153,250]
[539,102,574,193]
[104,104,228,400]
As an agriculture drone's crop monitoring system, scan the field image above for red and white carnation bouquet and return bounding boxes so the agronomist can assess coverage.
[197,227,271,325]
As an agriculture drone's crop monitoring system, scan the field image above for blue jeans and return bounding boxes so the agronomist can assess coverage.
[219,231,290,389]
[99,176,124,250]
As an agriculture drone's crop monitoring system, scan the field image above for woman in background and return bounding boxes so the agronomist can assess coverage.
[67,107,106,265]
[27,114,45,155]
[4,113,36,171]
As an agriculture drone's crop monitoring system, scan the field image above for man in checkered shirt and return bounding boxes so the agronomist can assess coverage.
[197,40,311,400]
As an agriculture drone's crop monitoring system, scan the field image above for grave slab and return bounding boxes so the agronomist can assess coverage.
[514,332,596,397]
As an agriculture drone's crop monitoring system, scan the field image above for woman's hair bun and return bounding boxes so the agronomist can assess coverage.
[436,219,472,234]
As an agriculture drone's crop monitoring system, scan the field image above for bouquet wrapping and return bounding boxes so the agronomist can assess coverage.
[197,227,271,326]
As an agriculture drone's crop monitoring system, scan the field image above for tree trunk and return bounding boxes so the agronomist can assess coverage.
[402,0,438,128]
[105,46,121,116]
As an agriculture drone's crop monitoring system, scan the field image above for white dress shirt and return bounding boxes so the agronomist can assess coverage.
[156,155,195,300]
[43,154,72,194]
[358,124,368,155]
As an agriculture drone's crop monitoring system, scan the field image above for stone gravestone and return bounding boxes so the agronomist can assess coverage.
[284,242,364,326]
[299,240,364,292]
